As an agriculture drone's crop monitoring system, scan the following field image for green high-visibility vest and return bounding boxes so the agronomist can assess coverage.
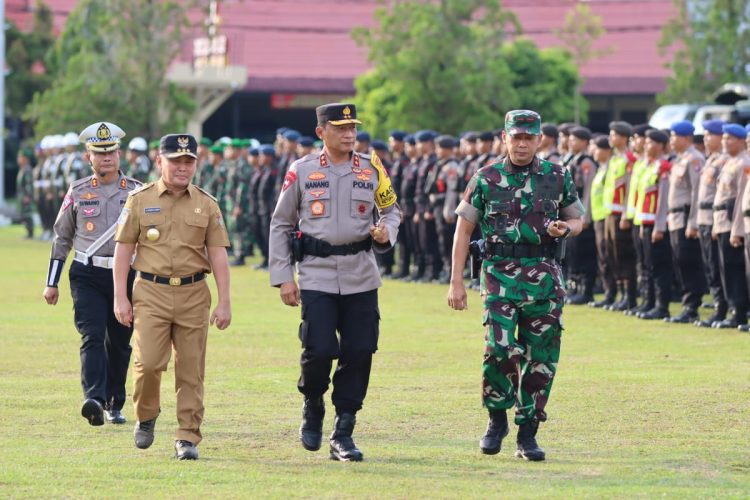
[590,162,610,222]
[627,159,649,225]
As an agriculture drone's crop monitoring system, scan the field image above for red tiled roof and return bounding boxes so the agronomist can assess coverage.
[7,0,675,95]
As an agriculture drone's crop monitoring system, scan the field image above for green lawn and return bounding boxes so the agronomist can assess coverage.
[0,225,748,498]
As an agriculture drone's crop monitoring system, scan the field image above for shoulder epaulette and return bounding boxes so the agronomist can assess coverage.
[129,182,154,196]
[195,185,218,201]
[359,152,372,161]
[125,176,142,187]
[70,176,93,190]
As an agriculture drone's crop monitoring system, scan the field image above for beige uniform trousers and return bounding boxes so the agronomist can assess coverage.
[131,276,211,445]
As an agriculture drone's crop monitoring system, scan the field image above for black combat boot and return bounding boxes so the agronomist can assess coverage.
[299,396,325,451]
[329,413,363,462]
[479,409,509,455]
[638,307,670,320]
[515,421,545,461]
[667,308,699,324]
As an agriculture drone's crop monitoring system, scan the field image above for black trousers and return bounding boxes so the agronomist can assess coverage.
[259,212,271,265]
[407,215,424,277]
[69,261,134,411]
[605,214,637,284]
[396,218,412,277]
[641,226,673,310]
[568,223,597,294]
[594,219,616,299]
[434,207,454,276]
[698,225,727,314]
[418,215,441,279]
[669,229,707,311]
[717,232,749,317]
[297,289,379,415]
[632,224,651,305]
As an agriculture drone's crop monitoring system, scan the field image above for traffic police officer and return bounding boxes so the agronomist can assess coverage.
[666,120,706,323]
[695,120,728,327]
[113,133,232,460]
[269,103,401,462]
[43,122,140,426]
[448,110,584,462]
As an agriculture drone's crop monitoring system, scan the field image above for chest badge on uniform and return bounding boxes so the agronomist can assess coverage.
[309,189,325,199]
[308,172,326,181]
[120,179,127,189]
[146,227,160,241]
[311,200,325,216]
[144,207,161,213]
[85,221,95,232]
[81,192,98,200]
[358,203,367,215]
[356,174,371,181]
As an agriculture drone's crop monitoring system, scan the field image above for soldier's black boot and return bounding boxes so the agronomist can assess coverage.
[299,396,325,451]
[667,307,699,324]
[515,421,545,461]
[479,409,509,455]
[329,413,363,462]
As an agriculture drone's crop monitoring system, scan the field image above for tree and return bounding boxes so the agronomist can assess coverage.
[554,2,611,124]
[25,0,195,139]
[658,0,750,104]
[352,0,583,137]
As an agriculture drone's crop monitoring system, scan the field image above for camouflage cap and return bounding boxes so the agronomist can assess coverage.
[504,110,541,136]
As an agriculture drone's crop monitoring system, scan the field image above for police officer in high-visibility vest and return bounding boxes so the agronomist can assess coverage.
[634,130,673,320]
[590,135,617,307]
[43,122,140,426]
[269,103,401,462]
[666,120,706,323]
[694,120,729,327]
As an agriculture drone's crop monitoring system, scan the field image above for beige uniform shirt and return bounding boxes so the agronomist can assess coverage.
[696,152,728,227]
[269,150,401,294]
[714,152,749,234]
[727,151,750,239]
[50,173,141,260]
[667,146,704,232]
[115,179,230,277]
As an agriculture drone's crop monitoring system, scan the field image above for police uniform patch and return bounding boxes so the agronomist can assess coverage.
[194,208,202,214]
[353,154,360,168]
[356,174,371,181]
[62,194,73,211]
[120,178,127,189]
[358,203,367,214]
[308,172,326,181]
[91,178,98,188]
[85,221,95,232]
[80,192,98,200]
[309,189,325,199]
[370,152,397,209]
[282,170,297,192]
[82,207,97,217]
[311,200,325,216]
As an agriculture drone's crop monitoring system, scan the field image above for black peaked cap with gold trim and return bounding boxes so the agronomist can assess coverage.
[316,103,362,126]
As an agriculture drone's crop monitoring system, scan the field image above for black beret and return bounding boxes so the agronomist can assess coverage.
[570,126,592,141]
[462,131,479,142]
[609,121,633,137]
[558,122,575,135]
[594,136,611,149]
[541,123,558,138]
[646,129,669,145]
[356,131,371,142]
[633,123,654,136]
[436,135,457,149]
[478,131,494,142]
[389,130,407,141]
[693,134,704,144]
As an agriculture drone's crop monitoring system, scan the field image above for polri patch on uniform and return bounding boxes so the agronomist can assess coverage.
[120,179,127,189]
[118,207,130,225]
[311,200,325,216]
[85,221,95,232]
[309,189,326,199]
[282,170,298,192]
[82,207,97,217]
[144,207,161,213]
[61,194,73,211]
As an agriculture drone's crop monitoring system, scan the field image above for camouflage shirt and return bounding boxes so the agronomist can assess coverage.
[455,156,584,301]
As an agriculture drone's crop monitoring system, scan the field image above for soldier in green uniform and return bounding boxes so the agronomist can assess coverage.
[448,110,584,462]
[16,148,36,239]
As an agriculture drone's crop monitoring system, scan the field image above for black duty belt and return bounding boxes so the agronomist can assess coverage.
[668,205,690,214]
[713,201,735,212]
[699,202,713,210]
[484,241,556,259]
[138,271,206,286]
[302,235,372,257]
[744,209,750,217]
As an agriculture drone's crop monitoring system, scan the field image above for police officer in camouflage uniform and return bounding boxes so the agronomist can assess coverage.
[269,103,401,462]
[42,122,141,426]
[448,110,584,462]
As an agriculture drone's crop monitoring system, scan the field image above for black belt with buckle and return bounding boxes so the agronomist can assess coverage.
[668,205,690,214]
[713,200,735,212]
[699,202,713,209]
[484,241,556,259]
[138,271,206,286]
[302,235,372,257]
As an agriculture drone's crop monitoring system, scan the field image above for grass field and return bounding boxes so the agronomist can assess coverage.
[1,224,748,498]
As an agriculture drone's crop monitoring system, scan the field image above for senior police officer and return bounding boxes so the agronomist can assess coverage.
[269,103,401,462]
[448,110,584,462]
[43,122,141,426]
[112,134,232,460]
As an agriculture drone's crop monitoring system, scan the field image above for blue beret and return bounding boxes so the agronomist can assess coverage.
[415,130,434,142]
[248,148,259,157]
[371,139,388,151]
[389,130,407,141]
[436,135,457,149]
[298,136,314,147]
[723,123,748,139]
[702,120,725,135]
[260,144,276,156]
[670,120,695,136]
[276,127,289,136]
[404,134,416,145]
[478,131,495,142]
[284,130,300,141]
[356,131,371,142]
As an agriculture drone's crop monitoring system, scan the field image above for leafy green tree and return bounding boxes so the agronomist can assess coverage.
[352,0,583,137]
[554,2,611,123]
[658,0,750,103]
[25,0,195,139]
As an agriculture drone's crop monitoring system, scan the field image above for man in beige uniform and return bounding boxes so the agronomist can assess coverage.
[43,122,140,426]
[666,120,706,323]
[113,134,231,460]
[269,103,401,462]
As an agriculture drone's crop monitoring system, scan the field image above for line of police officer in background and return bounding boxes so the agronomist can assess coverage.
[17,118,750,331]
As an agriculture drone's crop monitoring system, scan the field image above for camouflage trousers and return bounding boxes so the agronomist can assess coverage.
[482,295,563,425]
